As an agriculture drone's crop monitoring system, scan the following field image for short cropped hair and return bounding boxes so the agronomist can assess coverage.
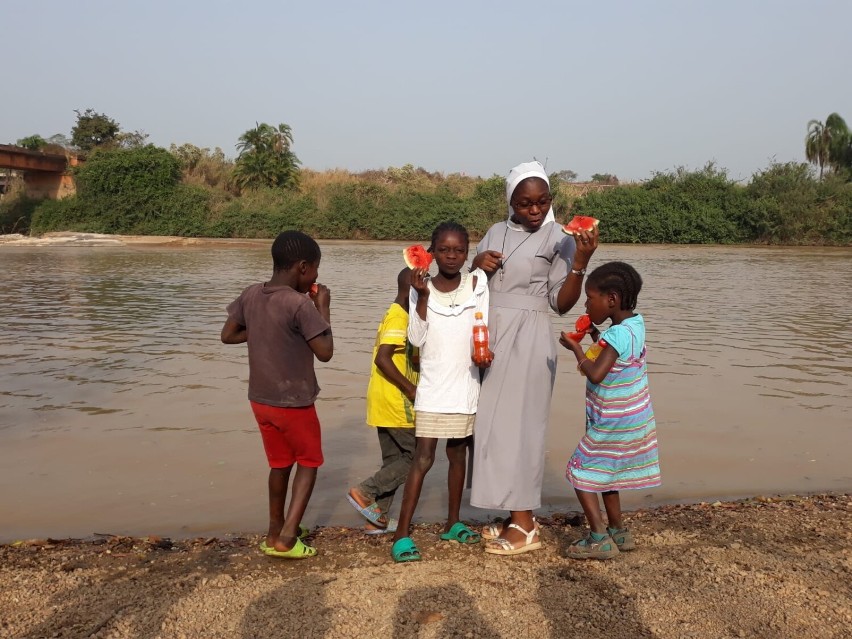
[271,231,321,271]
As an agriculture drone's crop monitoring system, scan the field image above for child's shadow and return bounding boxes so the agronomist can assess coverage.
[14,546,230,639]
[392,583,501,638]
[239,575,333,638]
[538,529,652,638]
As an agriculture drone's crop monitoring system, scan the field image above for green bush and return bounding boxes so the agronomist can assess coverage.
[574,165,748,244]
[741,162,852,245]
[0,195,41,234]
[19,148,852,245]
[30,198,91,233]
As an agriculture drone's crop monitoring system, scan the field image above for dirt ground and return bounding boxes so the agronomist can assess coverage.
[2,494,850,639]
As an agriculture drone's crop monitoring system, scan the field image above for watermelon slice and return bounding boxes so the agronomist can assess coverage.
[562,215,600,235]
[564,315,592,342]
[310,283,318,296]
[403,245,433,270]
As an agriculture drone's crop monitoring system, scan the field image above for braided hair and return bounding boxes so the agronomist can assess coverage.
[428,221,469,253]
[586,261,643,311]
[271,230,321,271]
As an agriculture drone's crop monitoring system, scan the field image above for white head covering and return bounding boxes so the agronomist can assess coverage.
[505,160,556,231]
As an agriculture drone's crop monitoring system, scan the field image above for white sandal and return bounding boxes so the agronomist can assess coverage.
[481,517,540,541]
[484,522,542,556]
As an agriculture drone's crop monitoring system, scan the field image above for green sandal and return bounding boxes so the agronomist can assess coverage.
[607,527,635,551]
[391,537,421,563]
[261,537,317,559]
[565,532,619,560]
[440,521,481,544]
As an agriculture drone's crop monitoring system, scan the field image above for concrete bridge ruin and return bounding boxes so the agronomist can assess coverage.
[0,144,81,199]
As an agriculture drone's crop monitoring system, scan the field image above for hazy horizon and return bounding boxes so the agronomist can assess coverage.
[2,0,850,182]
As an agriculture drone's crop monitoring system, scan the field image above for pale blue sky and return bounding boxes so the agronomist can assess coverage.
[3,0,850,181]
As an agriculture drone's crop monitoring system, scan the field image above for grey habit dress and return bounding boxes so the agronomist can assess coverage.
[470,220,576,511]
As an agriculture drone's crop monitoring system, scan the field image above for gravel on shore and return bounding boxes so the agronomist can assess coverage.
[2,493,850,639]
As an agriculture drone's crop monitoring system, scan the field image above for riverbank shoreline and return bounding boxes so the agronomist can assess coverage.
[3,231,851,251]
[3,493,850,638]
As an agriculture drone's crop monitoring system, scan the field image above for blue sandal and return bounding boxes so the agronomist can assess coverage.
[439,521,481,544]
[346,492,388,527]
[391,537,421,563]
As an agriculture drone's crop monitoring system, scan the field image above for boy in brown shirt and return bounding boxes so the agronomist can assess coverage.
[221,231,332,558]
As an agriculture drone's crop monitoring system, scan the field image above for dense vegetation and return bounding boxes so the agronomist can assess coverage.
[2,110,850,245]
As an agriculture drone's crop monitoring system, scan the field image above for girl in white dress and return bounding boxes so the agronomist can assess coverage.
[390,222,491,563]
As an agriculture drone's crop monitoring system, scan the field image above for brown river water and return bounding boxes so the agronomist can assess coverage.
[1,241,850,541]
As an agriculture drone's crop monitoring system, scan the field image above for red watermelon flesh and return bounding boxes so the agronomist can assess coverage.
[403,245,433,270]
[565,314,592,342]
[562,215,600,235]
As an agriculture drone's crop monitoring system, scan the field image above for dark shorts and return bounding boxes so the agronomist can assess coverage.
[250,401,323,468]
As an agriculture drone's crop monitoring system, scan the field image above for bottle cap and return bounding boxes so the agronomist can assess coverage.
[475,312,483,319]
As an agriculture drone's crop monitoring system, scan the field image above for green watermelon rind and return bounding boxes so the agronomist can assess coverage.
[561,216,600,235]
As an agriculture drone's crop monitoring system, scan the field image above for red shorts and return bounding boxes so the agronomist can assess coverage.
[250,401,323,469]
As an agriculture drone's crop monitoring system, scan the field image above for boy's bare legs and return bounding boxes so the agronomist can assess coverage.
[267,465,293,549]
[392,437,438,543]
[272,464,318,552]
[602,490,623,530]
[444,436,470,532]
[574,488,607,534]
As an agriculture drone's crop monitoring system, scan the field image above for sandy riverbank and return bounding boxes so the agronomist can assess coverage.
[0,232,266,247]
[2,494,850,639]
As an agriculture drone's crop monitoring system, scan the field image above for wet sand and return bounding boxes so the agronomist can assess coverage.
[2,494,850,639]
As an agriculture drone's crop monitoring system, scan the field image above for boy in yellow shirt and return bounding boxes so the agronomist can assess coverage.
[347,268,419,533]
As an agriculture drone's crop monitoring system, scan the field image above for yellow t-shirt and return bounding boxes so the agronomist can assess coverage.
[366,303,419,428]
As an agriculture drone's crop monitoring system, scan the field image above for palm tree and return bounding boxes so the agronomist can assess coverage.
[233,122,300,190]
[807,113,852,179]
[806,119,830,180]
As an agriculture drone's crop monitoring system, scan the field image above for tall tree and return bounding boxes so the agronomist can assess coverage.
[825,113,852,174]
[806,119,831,179]
[71,108,120,151]
[16,135,47,150]
[806,113,852,179]
[232,122,300,190]
[591,173,619,185]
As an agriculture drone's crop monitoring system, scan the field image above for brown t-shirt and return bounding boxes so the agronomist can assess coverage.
[227,283,330,407]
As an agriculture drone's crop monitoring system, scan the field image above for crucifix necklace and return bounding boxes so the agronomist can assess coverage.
[498,224,534,282]
[438,272,466,307]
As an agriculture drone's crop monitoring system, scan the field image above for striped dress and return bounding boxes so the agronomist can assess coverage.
[566,314,661,492]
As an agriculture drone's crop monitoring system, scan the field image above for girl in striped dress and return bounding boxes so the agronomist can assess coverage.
[558,261,661,559]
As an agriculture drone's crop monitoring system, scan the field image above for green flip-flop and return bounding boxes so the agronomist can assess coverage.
[261,537,317,559]
[439,521,481,544]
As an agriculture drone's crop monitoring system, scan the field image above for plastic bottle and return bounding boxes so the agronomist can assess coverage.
[472,312,489,363]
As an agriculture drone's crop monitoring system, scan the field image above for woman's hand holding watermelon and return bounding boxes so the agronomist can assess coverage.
[572,226,599,265]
